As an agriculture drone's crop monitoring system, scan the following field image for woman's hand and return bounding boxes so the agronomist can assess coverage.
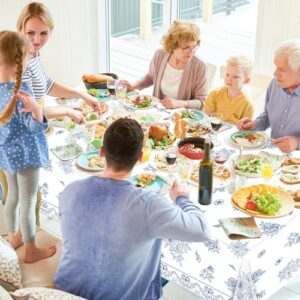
[82,94,101,113]
[236,117,256,131]
[160,97,186,109]
[17,90,43,122]
[118,80,135,92]
[66,108,85,125]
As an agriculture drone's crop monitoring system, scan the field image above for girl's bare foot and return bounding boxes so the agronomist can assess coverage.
[8,231,23,249]
[24,244,56,264]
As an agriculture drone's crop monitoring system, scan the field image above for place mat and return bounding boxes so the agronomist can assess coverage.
[219,217,262,239]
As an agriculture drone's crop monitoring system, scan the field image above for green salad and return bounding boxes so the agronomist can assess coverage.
[234,157,265,174]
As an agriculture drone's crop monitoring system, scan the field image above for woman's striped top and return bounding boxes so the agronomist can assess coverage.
[22,52,54,100]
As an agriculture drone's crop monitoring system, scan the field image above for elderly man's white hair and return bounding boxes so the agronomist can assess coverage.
[275,39,300,71]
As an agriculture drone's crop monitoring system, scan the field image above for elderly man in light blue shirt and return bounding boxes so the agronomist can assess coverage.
[237,39,300,152]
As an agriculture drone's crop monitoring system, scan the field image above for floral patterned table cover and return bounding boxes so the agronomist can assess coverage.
[40,99,300,300]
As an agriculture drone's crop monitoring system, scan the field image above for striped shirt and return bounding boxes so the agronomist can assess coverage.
[22,52,54,100]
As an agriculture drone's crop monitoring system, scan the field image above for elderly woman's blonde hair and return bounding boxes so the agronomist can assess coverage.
[17,2,54,32]
[227,55,253,78]
[162,20,200,53]
[275,39,300,71]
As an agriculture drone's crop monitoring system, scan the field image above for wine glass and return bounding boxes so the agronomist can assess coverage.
[261,163,274,183]
[107,79,118,109]
[165,147,177,179]
[210,113,223,146]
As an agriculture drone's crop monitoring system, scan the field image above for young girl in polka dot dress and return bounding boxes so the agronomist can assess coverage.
[0,31,56,263]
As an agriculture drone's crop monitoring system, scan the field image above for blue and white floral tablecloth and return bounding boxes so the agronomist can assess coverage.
[40,99,300,300]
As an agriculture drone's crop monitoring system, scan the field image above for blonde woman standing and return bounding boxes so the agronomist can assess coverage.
[17,2,98,111]
[0,31,56,263]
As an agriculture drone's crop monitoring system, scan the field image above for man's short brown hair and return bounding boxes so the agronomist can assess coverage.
[103,118,144,171]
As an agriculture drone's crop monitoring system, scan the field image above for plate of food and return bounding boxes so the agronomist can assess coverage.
[150,153,187,173]
[131,173,168,195]
[75,150,105,171]
[230,131,267,148]
[285,189,300,208]
[80,102,109,120]
[148,124,176,150]
[87,88,112,102]
[185,121,211,137]
[172,109,206,123]
[108,110,161,125]
[230,154,268,178]
[190,163,231,188]
[231,184,294,218]
[124,94,159,110]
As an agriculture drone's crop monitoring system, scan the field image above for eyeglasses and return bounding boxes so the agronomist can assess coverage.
[178,43,199,52]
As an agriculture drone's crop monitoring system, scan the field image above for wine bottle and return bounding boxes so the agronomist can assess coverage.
[198,138,213,205]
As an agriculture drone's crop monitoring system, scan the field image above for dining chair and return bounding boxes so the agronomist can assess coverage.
[206,62,218,92]
[219,65,273,116]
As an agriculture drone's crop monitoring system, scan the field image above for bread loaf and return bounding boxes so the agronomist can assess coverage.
[82,74,114,83]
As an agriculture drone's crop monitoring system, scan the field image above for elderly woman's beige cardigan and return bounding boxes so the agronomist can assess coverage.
[135,48,208,109]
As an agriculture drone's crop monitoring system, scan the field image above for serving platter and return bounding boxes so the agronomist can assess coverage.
[87,88,113,102]
[232,185,295,218]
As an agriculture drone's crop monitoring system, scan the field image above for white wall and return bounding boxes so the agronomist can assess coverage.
[0,0,103,86]
[254,0,300,75]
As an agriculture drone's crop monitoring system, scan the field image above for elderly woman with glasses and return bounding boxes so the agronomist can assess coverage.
[122,20,208,110]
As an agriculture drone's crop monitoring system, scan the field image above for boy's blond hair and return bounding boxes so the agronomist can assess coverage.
[226,55,253,78]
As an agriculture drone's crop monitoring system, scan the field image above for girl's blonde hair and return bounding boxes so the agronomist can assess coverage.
[227,55,253,78]
[162,20,200,53]
[17,2,54,32]
[0,31,29,124]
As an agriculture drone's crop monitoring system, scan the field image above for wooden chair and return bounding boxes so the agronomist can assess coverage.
[219,65,273,116]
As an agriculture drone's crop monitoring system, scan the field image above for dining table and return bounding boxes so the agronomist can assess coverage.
[39,93,300,300]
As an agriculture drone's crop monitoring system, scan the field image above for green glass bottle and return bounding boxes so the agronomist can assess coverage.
[198,138,213,205]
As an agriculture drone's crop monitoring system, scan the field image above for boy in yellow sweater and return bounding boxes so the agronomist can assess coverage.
[204,55,253,125]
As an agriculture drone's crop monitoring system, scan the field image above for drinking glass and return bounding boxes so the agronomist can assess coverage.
[165,147,177,179]
[178,161,193,189]
[115,81,127,100]
[261,163,274,183]
[210,113,223,146]
[107,79,118,109]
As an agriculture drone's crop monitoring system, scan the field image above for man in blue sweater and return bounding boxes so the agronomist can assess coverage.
[55,118,211,300]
